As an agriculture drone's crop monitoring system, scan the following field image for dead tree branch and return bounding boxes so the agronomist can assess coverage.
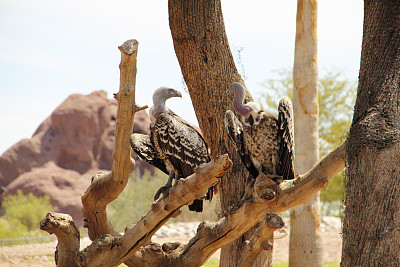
[40,212,80,267]
[119,143,346,266]
[81,39,139,241]
[76,155,232,266]
[238,213,285,267]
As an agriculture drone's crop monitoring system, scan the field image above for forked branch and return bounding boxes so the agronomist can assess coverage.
[76,155,232,266]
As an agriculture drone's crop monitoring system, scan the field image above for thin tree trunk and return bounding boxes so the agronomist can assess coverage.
[342,1,400,266]
[168,1,271,265]
[289,0,323,266]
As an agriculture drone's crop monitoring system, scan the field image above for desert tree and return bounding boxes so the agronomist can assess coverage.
[288,0,322,266]
[341,1,400,266]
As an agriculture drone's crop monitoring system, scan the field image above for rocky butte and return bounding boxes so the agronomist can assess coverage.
[0,90,152,225]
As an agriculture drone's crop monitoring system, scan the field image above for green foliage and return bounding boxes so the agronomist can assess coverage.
[259,69,357,215]
[203,258,219,266]
[0,190,57,238]
[108,169,165,231]
[109,169,219,232]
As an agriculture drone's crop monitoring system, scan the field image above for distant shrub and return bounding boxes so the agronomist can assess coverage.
[109,169,218,232]
[1,190,57,237]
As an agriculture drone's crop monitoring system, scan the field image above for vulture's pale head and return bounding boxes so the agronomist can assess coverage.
[151,86,182,120]
[227,82,263,126]
[153,86,182,103]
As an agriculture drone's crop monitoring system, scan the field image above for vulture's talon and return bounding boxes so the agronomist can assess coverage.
[154,185,172,201]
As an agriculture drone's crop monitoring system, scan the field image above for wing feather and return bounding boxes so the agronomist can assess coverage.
[277,96,295,180]
[130,133,168,174]
[153,113,213,211]
[224,110,259,178]
[153,113,210,178]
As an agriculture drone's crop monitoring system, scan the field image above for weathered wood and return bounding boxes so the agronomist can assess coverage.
[238,213,285,267]
[81,39,139,241]
[75,154,232,266]
[40,33,348,266]
[290,0,322,266]
[41,139,345,267]
[167,0,271,265]
[40,212,80,267]
[120,143,345,266]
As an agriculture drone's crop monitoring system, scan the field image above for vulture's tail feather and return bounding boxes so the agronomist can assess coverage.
[188,199,203,212]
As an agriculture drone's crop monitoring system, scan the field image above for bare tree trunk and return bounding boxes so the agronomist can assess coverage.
[289,0,323,266]
[342,1,400,266]
[168,1,271,266]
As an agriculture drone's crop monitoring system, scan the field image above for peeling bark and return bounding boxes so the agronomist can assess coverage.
[290,0,322,266]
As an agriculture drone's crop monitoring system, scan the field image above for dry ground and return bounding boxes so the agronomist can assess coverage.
[0,218,341,266]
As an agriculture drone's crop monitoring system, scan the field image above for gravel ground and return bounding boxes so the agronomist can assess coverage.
[0,217,342,266]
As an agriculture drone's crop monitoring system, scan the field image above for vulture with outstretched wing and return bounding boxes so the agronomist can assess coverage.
[225,82,295,181]
[130,86,213,212]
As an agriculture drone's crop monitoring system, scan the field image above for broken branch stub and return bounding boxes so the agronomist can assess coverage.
[238,213,285,267]
[40,212,80,267]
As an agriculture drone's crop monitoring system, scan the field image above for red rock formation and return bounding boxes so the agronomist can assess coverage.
[0,91,151,225]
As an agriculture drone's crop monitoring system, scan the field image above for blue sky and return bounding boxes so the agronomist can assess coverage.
[0,0,363,154]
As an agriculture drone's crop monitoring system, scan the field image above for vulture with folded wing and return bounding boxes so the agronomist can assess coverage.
[130,86,213,212]
[225,82,295,181]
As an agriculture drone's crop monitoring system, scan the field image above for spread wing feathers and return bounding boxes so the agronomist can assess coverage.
[277,96,295,180]
[224,110,259,178]
[130,133,168,175]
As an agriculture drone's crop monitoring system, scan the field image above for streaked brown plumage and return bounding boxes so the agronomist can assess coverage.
[131,86,213,212]
[225,82,295,180]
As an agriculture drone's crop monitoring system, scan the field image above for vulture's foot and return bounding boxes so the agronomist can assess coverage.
[154,185,172,201]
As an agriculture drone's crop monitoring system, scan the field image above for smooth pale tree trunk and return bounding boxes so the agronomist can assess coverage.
[342,1,400,266]
[289,0,323,267]
[168,1,271,266]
